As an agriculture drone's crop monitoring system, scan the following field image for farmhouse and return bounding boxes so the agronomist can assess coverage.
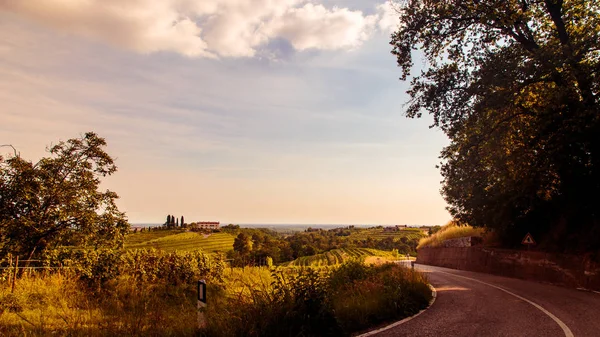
[197,221,220,230]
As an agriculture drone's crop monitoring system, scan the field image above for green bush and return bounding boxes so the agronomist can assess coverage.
[328,262,432,333]
[42,248,225,287]
[203,261,432,336]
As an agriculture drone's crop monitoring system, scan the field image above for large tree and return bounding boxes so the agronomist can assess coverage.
[0,132,129,259]
[391,0,599,250]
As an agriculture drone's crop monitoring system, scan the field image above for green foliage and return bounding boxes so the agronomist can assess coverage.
[126,230,234,253]
[428,226,442,236]
[124,227,423,267]
[284,248,395,267]
[1,259,431,337]
[0,273,200,336]
[0,132,129,259]
[327,262,432,333]
[233,233,253,255]
[391,0,600,251]
[204,262,432,336]
[42,248,224,287]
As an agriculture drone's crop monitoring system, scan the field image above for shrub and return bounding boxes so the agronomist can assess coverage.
[417,221,484,249]
[327,262,432,334]
[42,248,225,287]
[203,262,432,336]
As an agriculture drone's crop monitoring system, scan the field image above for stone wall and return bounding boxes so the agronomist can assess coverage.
[417,246,600,291]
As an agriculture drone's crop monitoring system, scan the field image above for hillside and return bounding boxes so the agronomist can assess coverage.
[125,230,235,253]
[348,227,425,241]
[283,248,397,267]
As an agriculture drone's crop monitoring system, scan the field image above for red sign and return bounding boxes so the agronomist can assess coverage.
[521,233,536,245]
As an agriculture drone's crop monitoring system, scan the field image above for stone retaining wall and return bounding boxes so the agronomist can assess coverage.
[417,246,600,291]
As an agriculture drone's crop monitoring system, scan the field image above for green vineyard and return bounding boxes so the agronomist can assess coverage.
[349,228,425,241]
[284,248,396,267]
[126,231,235,253]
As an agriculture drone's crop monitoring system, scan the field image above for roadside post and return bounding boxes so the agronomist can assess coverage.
[197,280,207,329]
[11,256,18,293]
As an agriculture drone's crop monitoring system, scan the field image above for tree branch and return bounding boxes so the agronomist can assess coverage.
[0,144,19,157]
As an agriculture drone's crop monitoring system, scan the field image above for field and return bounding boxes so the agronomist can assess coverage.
[283,248,397,267]
[125,231,234,253]
[349,228,426,241]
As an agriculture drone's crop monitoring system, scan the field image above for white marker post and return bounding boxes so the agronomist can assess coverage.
[197,280,207,329]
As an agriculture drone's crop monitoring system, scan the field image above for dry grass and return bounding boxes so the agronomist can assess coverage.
[0,274,198,336]
[1,264,432,336]
[417,222,484,249]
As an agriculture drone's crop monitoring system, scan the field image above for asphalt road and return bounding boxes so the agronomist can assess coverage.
[367,265,600,337]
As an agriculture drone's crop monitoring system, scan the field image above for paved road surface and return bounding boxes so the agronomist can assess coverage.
[370,265,600,337]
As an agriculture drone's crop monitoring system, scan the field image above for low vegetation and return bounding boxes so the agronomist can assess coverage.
[1,261,432,336]
[417,222,484,249]
[283,248,397,267]
[125,225,423,267]
[126,231,235,253]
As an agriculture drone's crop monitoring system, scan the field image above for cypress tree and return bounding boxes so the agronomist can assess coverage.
[181,216,185,227]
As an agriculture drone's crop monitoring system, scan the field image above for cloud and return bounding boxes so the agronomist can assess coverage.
[376,1,401,33]
[0,0,400,58]
[266,3,377,51]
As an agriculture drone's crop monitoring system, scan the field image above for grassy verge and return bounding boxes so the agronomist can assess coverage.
[0,262,431,336]
[417,222,484,249]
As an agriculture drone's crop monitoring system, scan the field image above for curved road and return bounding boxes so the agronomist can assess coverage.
[368,265,600,337]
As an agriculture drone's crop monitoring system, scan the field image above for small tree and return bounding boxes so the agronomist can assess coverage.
[0,132,129,259]
[181,216,185,227]
[233,233,253,255]
[166,215,171,227]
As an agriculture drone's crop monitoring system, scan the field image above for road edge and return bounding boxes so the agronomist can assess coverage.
[355,284,437,337]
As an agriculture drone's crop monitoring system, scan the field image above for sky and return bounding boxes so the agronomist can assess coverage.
[0,0,450,225]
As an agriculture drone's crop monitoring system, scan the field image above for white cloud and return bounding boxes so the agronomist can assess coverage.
[376,1,401,33]
[0,0,214,57]
[266,3,377,51]
[0,0,401,58]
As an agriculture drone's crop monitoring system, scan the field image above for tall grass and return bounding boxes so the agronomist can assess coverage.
[417,222,484,249]
[203,262,432,336]
[0,274,199,336]
[1,262,432,336]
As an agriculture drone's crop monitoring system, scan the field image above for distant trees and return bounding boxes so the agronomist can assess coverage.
[233,233,253,255]
[224,226,421,267]
[0,132,129,259]
[164,214,186,227]
[428,226,442,236]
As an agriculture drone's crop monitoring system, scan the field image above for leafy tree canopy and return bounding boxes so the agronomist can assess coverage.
[391,0,599,250]
[0,132,129,259]
[233,233,253,255]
